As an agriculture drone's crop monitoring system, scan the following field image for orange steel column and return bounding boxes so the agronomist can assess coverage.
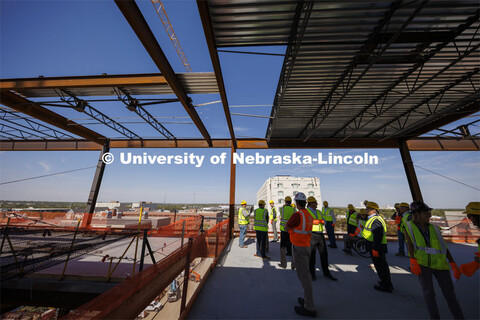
[82,139,110,229]
[228,146,236,238]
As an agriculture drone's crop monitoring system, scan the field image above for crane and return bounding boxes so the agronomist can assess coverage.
[151,0,192,72]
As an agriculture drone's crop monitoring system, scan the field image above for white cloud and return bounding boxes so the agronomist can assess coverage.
[37,161,51,172]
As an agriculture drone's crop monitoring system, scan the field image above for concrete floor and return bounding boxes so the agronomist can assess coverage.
[188,237,479,319]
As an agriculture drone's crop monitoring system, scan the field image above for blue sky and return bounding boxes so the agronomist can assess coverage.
[1,0,479,208]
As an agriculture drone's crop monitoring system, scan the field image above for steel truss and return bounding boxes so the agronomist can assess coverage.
[56,89,140,139]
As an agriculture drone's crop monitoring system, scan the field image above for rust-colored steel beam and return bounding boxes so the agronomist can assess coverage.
[115,0,212,146]
[0,74,168,90]
[0,91,105,144]
[407,138,480,151]
[2,138,478,151]
[399,139,423,202]
[197,0,236,147]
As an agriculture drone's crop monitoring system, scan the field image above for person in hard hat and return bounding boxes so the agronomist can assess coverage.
[343,204,358,255]
[307,196,337,281]
[238,200,250,248]
[394,202,410,257]
[460,201,480,277]
[362,201,393,293]
[404,201,464,319]
[363,200,369,208]
[285,192,316,317]
[321,201,337,248]
[279,196,295,268]
[253,200,270,259]
[269,200,279,242]
[355,208,367,236]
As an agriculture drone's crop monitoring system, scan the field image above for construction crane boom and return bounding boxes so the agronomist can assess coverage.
[151,0,192,72]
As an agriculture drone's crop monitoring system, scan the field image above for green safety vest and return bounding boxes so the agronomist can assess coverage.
[307,207,324,233]
[280,205,294,232]
[361,215,387,244]
[254,208,268,232]
[400,211,412,233]
[404,221,449,270]
[269,207,278,221]
[348,212,358,227]
[322,207,334,221]
[238,207,249,225]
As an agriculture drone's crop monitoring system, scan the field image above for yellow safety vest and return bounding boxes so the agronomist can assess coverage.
[269,207,278,221]
[238,207,249,225]
[254,208,268,232]
[307,207,324,232]
[280,205,294,232]
[348,212,358,227]
[322,207,334,221]
[361,215,387,244]
[404,221,449,270]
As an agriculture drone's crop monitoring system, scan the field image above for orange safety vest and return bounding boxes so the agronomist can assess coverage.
[289,209,313,247]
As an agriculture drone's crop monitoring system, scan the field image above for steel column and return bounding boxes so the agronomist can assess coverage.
[82,140,110,229]
[399,139,423,201]
[229,146,236,238]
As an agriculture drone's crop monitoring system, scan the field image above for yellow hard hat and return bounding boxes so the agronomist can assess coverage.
[240,200,247,205]
[323,201,328,206]
[307,196,317,203]
[292,203,296,208]
[366,201,379,210]
[348,204,354,210]
[258,200,265,205]
[399,202,410,208]
[269,200,274,204]
[359,208,366,214]
[394,203,400,208]
[285,196,292,202]
[465,202,480,215]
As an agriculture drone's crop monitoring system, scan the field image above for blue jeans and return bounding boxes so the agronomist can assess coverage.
[239,225,247,246]
[397,229,406,254]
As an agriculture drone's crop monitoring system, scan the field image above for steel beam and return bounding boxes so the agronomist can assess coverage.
[115,0,212,146]
[0,109,75,139]
[82,140,110,229]
[197,0,236,147]
[2,138,478,151]
[399,139,423,202]
[115,87,175,139]
[58,89,141,140]
[0,74,168,90]
[0,91,105,144]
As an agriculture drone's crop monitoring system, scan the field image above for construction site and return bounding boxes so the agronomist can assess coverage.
[1,0,479,319]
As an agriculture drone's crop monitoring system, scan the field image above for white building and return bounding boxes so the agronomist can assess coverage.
[257,176,321,208]
[95,201,120,209]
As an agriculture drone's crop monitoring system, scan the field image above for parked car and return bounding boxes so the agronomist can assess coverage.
[145,301,163,312]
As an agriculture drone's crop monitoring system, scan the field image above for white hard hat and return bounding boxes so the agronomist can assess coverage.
[294,192,306,201]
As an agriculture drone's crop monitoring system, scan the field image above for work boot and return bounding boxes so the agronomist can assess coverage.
[262,256,271,260]
[374,283,392,293]
[342,248,352,254]
[254,254,260,258]
[278,263,287,269]
[239,245,248,248]
[395,252,405,257]
[294,306,316,317]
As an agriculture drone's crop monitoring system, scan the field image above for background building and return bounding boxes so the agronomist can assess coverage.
[257,176,322,208]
